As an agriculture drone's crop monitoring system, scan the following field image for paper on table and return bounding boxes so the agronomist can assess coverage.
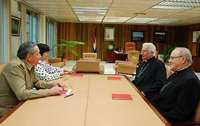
[62,89,73,97]
[71,73,83,77]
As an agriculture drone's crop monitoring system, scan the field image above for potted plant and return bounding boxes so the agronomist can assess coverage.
[163,45,177,62]
[54,40,84,63]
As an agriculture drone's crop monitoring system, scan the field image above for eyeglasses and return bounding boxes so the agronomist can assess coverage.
[170,56,183,60]
[140,50,150,53]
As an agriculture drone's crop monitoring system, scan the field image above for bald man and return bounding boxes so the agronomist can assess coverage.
[151,47,200,122]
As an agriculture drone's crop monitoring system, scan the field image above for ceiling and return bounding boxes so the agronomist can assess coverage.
[19,0,200,26]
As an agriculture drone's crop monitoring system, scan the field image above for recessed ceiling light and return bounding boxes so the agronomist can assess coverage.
[149,19,181,24]
[152,0,200,10]
[103,17,131,23]
[126,18,157,23]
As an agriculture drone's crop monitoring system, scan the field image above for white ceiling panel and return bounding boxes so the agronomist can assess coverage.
[21,0,200,26]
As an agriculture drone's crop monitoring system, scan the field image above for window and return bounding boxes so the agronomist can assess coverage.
[46,19,55,57]
[26,10,39,43]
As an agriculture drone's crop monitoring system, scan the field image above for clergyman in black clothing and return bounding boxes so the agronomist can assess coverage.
[132,43,166,100]
[151,47,200,122]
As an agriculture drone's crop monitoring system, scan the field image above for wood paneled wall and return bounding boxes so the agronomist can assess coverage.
[178,23,200,56]
[57,22,200,60]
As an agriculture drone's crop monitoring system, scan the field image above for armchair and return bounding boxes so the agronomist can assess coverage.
[82,53,97,60]
[125,42,136,52]
[0,63,6,72]
[48,57,65,67]
[114,56,138,75]
[127,50,140,64]
[72,59,104,74]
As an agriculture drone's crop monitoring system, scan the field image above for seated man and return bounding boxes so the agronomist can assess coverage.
[0,42,64,116]
[132,43,166,99]
[151,47,200,122]
[35,43,71,81]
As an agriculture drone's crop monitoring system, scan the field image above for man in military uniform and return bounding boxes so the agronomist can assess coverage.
[0,42,64,116]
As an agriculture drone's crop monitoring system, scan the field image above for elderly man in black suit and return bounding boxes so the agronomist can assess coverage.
[132,43,166,99]
[151,47,200,122]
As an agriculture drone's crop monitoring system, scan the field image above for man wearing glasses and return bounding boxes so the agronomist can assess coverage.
[151,47,200,122]
[132,43,166,100]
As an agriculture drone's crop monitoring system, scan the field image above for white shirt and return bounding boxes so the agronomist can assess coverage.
[35,60,64,81]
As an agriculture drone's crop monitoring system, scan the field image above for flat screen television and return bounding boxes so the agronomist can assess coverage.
[154,31,166,42]
[131,31,144,42]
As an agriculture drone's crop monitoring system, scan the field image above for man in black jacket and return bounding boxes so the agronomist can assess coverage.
[151,47,200,122]
[132,43,166,99]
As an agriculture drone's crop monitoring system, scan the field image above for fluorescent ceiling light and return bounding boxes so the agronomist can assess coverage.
[152,0,200,10]
[149,19,181,24]
[153,5,190,10]
[75,11,105,15]
[72,6,107,22]
[126,18,157,23]
[78,16,104,22]
[72,6,107,13]
[103,17,131,23]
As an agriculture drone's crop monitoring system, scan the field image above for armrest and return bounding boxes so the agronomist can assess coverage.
[115,60,126,65]
[48,58,62,63]
[79,58,101,61]
[118,63,137,69]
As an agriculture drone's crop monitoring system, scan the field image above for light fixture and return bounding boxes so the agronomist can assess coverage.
[126,18,157,23]
[78,16,104,22]
[103,17,131,23]
[148,18,181,24]
[152,0,200,10]
[72,6,107,22]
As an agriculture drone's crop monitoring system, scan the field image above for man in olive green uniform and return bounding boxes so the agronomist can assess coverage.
[0,42,64,116]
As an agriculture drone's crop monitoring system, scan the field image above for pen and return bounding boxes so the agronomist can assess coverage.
[64,94,74,98]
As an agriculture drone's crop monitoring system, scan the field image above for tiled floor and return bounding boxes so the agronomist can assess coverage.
[65,60,200,79]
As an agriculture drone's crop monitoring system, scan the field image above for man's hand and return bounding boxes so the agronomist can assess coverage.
[47,85,63,96]
[53,82,65,90]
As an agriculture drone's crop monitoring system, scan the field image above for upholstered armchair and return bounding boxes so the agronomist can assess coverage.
[114,57,137,74]
[72,59,104,74]
[82,53,98,60]
[48,57,65,67]
[127,50,140,64]
[125,42,136,52]
[0,63,6,72]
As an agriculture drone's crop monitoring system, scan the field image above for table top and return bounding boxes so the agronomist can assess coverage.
[0,75,170,126]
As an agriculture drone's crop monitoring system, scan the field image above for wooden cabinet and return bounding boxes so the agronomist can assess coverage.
[106,51,116,63]
[191,56,200,72]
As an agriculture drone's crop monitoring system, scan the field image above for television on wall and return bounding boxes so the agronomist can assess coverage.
[131,31,144,42]
[154,31,166,42]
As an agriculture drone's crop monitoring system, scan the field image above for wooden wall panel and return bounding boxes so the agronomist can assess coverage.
[57,22,199,60]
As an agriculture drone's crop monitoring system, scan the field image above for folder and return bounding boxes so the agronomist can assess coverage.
[112,94,132,100]
[62,89,68,95]
[108,76,121,80]
[71,73,83,77]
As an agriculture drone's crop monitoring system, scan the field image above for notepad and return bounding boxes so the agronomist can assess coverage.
[112,94,132,100]
[62,89,68,95]
[108,76,121,80]
[62,89,72,96]
[71,73,83,77]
